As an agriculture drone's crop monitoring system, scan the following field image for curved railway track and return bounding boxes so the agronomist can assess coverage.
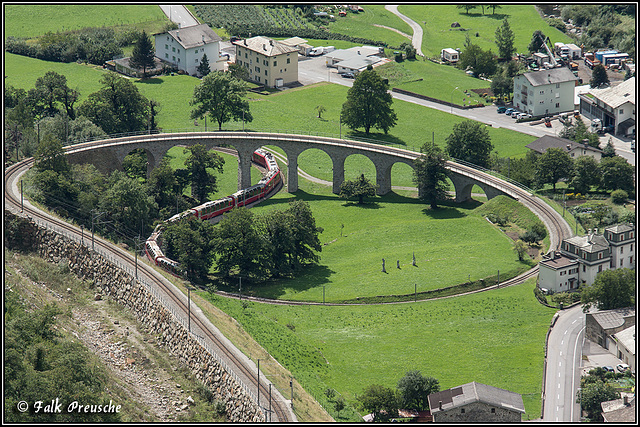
[4,158,292,423]
[5,132,573,421]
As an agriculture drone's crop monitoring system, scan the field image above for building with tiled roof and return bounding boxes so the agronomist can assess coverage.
[154,24,224,76]
[232,36,299,88]
[578,77,635,137]
[428,381,525,422]
[526,135,604,161]
[513,67,578,116]
[602,396,635,423]
[538,223,635,294]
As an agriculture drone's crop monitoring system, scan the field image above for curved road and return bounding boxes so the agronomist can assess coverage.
[385,5,424,57]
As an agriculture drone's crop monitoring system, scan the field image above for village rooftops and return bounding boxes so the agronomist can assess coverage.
[428,381,525,415]
[521,67,578,87]
[165,24,222,50]
[540,252,579,269]
[589,307,635,330]
[564,234,610,254]
[604,223,635,234]
[587,76,636,109]
[525,135,604,155]
[232,36,298,57]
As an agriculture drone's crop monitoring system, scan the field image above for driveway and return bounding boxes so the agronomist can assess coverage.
[385,5,424,57]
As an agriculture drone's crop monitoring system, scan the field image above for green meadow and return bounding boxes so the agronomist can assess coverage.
[396,4,574,58]
[206,278,553,421]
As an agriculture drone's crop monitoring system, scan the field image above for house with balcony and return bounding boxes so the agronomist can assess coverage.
[526,135,604,161]
[154,24,224,76]
[538,223,635,294]
[232,36,299,88]
[513,67,578,116]
[578,77,635,137]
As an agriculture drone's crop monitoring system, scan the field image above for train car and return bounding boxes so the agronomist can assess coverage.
[193,196,235,220]
[260,169,281,197]
[167,209,197,224]
[157,256,182,278]
[252,149,268,168]
[265,153,279,172]
[232,183,264,207]
[144,240,163,265]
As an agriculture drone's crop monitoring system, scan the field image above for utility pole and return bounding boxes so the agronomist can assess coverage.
[186,282,194,333]
[257,359,260,409]
[91,210,107,251]
[269,383,272,422]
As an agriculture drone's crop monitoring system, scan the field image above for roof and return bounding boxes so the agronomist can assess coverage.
[442,48,458,54]
[526,135,603,155]
[602,396,635,422]
[590,307,636,330]
[280,36,308,46]
[327,46,382,61]
[520,67,578,87]
[588,77,636,109]
[540,252,579,270]
[604,223,635,234]
[428,382,525,415]
[166,24,221,50]
[613,325,635,354]
[335,56,381,71]
[564,234,610,253]
[232,36,298,57]
[565,43,581,50]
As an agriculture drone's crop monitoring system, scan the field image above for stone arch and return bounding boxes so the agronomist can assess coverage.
[120,147,156,179]
[297,147,334,187]
[389,159,417,194]
[342,153,377,193]
[448,172,506,202]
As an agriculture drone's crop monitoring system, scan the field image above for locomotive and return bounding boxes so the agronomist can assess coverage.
[144,148,281,278]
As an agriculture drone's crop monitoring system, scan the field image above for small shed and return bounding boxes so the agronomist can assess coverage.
[441,48,459,63]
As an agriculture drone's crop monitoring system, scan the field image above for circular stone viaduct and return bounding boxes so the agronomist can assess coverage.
[64,131,518,203]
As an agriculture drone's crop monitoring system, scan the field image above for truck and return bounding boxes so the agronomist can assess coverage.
[309,46,324,56]
[590,118,603,134]
[584,53,601,69]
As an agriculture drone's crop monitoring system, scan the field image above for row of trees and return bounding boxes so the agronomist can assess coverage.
[163,201,323,283]
[357,371,440,422]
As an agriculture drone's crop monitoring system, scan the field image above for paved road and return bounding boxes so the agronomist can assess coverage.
[159,4,199,28]
[385,5,424,57]
[543,304,584,422]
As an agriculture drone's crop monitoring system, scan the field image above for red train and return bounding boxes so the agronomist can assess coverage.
[144,148,282,278]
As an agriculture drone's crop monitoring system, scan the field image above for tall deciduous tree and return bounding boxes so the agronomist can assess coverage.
[535,147,573,191]
[78,72,151,134]
[340,68,397,135]
[457,43,498,77]
[129,30,155,78]
[445,120,494,167]
[286,200,323,270]
[190,71,252,131]
[163,219,216,283]
[495,17,516,60]
[34,133,70,176]
[28,71,79,119]
[339,174,378,204]
[598,156,634,194]
[456,5,477,14]
[577,379,619,421]
[570,155,600,194]
[397,371,440,411]
[528,30,547,54]
[183,144,225,203]
[357,384,399,422]
[413,140,450,209]
[581,269,635,312]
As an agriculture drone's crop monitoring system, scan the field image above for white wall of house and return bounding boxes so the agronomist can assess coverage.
[513,75,576,116]
[538,264,580,294]
[155,33,222,75]
[615,100,635,136]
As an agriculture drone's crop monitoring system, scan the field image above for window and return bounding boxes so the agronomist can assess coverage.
[556,103,560,108]
[195,49,198,54]
[630,256,633,264]
[167,36,169,41]
[165,53,168,59]
[165,44,168,50]
[540,100,545,104]
[583,265,586,272]
[556,83,560,88]
[245,53,248,58]
[172,47,176,52]
[195,58,199,63]
[287,58,290,64]
[540,90,545,95]
[491,408,496,414]
[630,232,634,238]
[598,252,603,259]
[265,70,268,76]
[172,56,176,61]
[461,409,465,414]
[630,244,633,251]
[621,247,624,254]
[620,259,624,267]
[598,265,603,272]
[273,61,277,66]
[177,49,180,54]
[255,66,260,72]
[619,109,624,115]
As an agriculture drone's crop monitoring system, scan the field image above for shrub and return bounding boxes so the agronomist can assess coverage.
[610,189,628,204]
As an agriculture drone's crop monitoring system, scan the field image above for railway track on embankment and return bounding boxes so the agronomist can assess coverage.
[4,158,293,423]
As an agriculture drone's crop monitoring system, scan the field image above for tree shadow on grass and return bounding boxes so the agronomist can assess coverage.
[248,264,336,300]
[340,201,384,209]
[136,77,163,84]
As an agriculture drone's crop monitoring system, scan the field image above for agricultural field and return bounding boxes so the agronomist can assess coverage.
[3,4,167,39]
[205,278,553,421]
[396,4,573,58]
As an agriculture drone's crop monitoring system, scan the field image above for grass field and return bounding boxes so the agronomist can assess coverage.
[205,278,553,421]
[396,4,573,58]
[3,4,167,39]
[326,5,413,48]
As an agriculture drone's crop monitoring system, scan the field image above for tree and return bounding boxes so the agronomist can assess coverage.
[397,371,440,411]
[581,269,635,312]
[334,397,346,418]
[488,4,502,14]
[227,62,249,81]
[413,140,450,209]
[163,219,216,283]
[357,384,399,422]
[576,379,619,421]
[32,169,78,215]
[78,72,151,134]
[122,148,148,182]
[598,156,634,194]
[28,71,79,119]
[590,64,610,88]
[528,30,547,53]
[148,157,179,213]
[197,53,211,77]
[286,200,324,270]
[513,239,528,261]
[570,156,600,194]
[490,73,513,100]
[34,133,71,176]
[495,18,516,60]
[340,68,397,135]
[456,5,477,14]
[129,30,155,78]
[183,144,225,203]
[339,174,378,204]
[445,120,494,167]
[212,207,266,279]
[534,147,573,191]
[458,44,498,77]
[316,105,326,118]
[601,138,616,158]
[190,71,252,131]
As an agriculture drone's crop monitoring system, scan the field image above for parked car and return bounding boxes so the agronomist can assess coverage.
[497,106,507,114]
[341,72,355,79]
[517,113,532,119]
[603,366,615,373]
[616,363,630,372]
[510,110,520,118]
[504,108,516,115]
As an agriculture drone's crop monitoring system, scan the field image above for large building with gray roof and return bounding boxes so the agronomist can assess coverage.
[513,67,578,116]
[538,223,635,294]
[233,36,299,88]
[154,24,224,76]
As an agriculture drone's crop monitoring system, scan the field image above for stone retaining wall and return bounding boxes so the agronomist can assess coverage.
[4,211,264,422]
